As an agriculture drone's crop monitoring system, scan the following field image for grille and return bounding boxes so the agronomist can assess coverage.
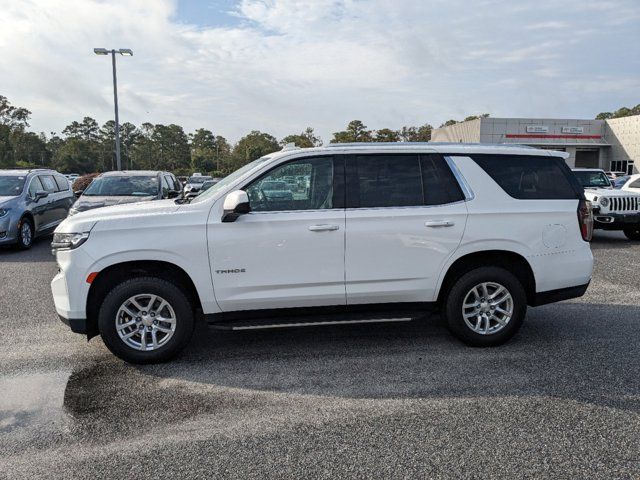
[609,196,640,212]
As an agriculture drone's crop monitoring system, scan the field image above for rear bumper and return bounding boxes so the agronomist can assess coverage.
[530,282,590,307]
[58,315,88,334]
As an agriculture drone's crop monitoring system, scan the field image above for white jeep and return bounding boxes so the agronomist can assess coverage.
[572,168,640,240]
[52,144,594,363]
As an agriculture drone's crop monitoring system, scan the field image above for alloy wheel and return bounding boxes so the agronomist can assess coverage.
[462,282,514,335]
[115,294,177,351]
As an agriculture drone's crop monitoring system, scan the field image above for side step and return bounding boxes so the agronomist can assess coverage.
[209,314,418,331]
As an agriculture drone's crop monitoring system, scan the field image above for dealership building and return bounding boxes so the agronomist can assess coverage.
[432,115,640,174]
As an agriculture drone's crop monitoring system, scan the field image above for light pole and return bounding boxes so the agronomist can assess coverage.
[93,47,133,171]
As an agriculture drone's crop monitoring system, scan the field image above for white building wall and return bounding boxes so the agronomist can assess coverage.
[431,119,482,143]
[604,115,640,174]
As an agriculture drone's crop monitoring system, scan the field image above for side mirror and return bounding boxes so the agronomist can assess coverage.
[74,190,83,198]
[34,190,49,201]
[222,190,250,223]
[167,190,180,199]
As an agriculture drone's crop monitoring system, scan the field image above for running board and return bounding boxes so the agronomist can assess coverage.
[209,316,416,331]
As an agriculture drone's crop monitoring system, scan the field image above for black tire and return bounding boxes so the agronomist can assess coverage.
[623,226,640,241]
[16,217,34,250]
[443,266,527,347]
[98,276,195,364]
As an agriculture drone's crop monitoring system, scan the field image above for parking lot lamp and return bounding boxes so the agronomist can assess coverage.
[93,48,133,171]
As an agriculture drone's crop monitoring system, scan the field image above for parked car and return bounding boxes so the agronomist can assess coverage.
[618,173,640,193]
[176,176,188,186]
[604,170,627,181]
[69,170,182,216]
[183,175,213,195]
[572,168,640,240]
[256,180,294,201]
[0,168,74,249]
[184,179,219,201]
[612,175,630,189]
[52,143,594,363]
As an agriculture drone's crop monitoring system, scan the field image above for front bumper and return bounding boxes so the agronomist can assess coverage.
[51,247,96,328]
[0,214,19,245]
[593,211,640,229]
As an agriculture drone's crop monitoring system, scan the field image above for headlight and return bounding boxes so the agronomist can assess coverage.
[0,208,9,218]
[599,197,610,208]
[51,232,90,251]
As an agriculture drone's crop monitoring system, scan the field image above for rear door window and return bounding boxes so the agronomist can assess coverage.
[347,154,423,208]
[39,175,59,193]
[421,154,465,205]
[346,154,465,208]
[54,175,70,191]
[470,154,579,200]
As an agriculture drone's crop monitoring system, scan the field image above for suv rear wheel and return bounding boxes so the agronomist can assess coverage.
[444,267,526,347]
[623,226,640,241]
[98,276,195,364]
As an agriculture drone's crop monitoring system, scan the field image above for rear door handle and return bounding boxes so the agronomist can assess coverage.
[425,220,454,228]
[308,224,340,232]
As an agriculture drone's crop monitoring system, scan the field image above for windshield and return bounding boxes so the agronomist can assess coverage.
[190,156,272,204]
[83,175,159,196]
[187,176,211,184]
[573,171,611,188]
[0,176,26,196]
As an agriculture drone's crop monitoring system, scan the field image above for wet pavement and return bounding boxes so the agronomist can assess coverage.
[1,232,639,479]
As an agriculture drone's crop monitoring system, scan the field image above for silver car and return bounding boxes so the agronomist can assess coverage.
[69,170,182,216]
[0,169,74,249]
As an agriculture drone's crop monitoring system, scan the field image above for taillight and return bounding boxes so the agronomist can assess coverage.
[577,199,593,242]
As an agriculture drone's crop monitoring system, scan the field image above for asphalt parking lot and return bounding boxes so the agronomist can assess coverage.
[1,233,639,479]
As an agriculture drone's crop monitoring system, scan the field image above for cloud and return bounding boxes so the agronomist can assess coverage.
[0,0,638,142]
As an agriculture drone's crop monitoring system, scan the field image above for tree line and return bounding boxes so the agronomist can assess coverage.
[2,94,636,176]
[0,95,438,176]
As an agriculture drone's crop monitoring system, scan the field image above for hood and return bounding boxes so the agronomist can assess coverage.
[584,188,640,198]
[57,199,181,234]
[0,196,18,206]
[72,195,155,213]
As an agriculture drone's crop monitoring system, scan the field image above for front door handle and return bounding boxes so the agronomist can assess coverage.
[425,220,454,228]
[308,224,340,232]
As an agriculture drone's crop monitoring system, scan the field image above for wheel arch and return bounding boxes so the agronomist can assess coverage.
[436,250,537,306]
[85,260,203,339]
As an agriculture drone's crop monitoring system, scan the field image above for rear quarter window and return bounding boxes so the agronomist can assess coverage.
[471,154,579,200]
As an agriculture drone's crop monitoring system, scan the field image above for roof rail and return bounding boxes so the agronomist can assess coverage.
[324,142,542,149]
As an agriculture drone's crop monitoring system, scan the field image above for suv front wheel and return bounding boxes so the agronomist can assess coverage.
[444,267,526,347]
[98,276,195,363]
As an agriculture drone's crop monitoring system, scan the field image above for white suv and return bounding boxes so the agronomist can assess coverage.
[51,144,594,363]
[572,168,640,240]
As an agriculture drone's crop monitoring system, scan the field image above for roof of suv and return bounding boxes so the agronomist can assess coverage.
[274,143,570,159]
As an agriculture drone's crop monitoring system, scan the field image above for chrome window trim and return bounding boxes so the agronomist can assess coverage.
[444,156,475,201]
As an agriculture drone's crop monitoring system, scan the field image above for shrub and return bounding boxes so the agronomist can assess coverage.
[72,173,100,192]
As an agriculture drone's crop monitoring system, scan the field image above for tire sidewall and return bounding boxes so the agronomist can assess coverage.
[98,277,195,363]
[444,267,527,347]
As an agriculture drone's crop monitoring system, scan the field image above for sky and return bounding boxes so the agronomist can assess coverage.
[0,0,638,143]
